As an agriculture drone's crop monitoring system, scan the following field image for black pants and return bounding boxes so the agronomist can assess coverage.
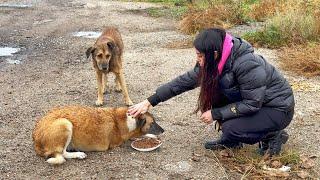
[220,107,294,144]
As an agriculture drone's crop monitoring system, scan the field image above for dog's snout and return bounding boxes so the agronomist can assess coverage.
[148,121,165,135]
[101,64,109,70]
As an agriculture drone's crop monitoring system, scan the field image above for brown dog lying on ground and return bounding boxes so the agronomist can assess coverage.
[32,105,164,165]
[86,26,133,106]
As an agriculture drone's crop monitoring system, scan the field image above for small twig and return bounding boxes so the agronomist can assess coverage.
[240,164,254,180]
[210,151,230,180]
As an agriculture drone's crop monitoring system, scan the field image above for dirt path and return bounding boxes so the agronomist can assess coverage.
[0,0,319,179]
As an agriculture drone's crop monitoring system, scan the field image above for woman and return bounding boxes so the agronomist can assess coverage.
[128,28,295,156]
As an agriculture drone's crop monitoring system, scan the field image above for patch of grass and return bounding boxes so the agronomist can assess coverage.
[146,6,188,19]
[213,146,317,179]
[243,0,320,48]
[178,0,263,34]
[242,25,285,48]
[279,43,320,77]
[131,0,190,19]
[249,0,286,22]
[274,150,300,166]
[178,5,232,34]
[134,0,189,5]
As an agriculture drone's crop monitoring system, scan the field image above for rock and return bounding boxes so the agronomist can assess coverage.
[164,161,192,173]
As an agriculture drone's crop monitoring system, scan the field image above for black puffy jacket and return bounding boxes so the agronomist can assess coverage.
[147,37,295,121]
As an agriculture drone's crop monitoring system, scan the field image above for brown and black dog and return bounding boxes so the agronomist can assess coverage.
[32,105,164,165]
[86,26,133,106]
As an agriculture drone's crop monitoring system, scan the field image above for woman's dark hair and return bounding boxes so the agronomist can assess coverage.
[193,28,226,113]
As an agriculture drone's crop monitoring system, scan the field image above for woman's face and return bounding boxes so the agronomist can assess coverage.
[195,49,205,67]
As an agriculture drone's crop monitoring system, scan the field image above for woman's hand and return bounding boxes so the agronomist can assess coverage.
[127,99,152,118]
[200,110,214,124]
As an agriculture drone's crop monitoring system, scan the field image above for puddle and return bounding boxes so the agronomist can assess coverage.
[0,4,32,8]
[6,58,21,64]
[72,31,101,39]
[0,47,20,57]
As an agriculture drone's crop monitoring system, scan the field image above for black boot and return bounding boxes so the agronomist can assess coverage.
[258,130,289,156]
[205,139,243,150]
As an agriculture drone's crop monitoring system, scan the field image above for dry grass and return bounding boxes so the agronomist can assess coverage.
[178,5,232,34]
[243,0,320,77]
[249,0,286,21]
[178,0,250,34]
[279,44,320,77]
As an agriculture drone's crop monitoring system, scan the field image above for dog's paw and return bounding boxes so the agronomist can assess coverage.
[103,86,111,94]
[46,156,66,165]
[75,152,87,159]
[115,87,122,93]
[126,99,133,106]
[95,100,103,106]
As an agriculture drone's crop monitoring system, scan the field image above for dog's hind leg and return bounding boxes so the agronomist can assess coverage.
[45,118,86,165]
[61,120,87,160]
[115,71,133,106]
[44,118,73,165]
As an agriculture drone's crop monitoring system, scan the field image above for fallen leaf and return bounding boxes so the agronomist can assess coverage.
[262,170,290,177]
[309,155,317,159]
[219,149,232,158]
[262,165,290,177]
[192,152,201,157]
[191,156,201,162]
[300,155,316,169]
[297,171,309,179]
[270,160,282,168]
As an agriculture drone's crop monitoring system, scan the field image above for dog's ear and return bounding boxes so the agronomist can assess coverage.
[107,42,115,50]
[107,41,120,55]
[136,118,146,128]
[85,47,95,59]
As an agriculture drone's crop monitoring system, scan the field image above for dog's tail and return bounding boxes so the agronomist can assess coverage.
[32,118,73,164]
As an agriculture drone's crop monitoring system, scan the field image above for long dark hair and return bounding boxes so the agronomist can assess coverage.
[193,28,226,113]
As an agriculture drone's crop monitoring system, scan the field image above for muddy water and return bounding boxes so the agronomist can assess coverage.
[0,4,32,8]
[0,47,20,57]
[72,31,101,39]
[0,0,43,8]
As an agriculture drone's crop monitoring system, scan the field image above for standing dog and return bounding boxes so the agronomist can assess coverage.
[86,26,133,106]
[32,105,164,165]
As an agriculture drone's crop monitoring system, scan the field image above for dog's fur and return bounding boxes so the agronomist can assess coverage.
[32,105,163,165]
[86,26,133,106]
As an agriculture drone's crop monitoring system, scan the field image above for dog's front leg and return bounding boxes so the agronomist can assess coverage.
[96,71,104,106]
[115,71,133,106]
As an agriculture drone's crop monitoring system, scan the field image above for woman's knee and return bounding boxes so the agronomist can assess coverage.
[221,120,263,144]
[221,121,240,140]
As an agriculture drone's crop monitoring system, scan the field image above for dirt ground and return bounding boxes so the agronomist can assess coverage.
[0,0,319,179]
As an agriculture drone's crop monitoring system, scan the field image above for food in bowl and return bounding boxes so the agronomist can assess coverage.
[131,137,162,152]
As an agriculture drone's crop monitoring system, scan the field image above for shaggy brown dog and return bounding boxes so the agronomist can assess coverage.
[86,26,133,106]
[32,105,164,165]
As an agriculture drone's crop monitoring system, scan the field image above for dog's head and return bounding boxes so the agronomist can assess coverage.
[136,112,164,135]
[86,40,117,71]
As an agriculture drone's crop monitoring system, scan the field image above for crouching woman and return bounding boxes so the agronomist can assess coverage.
[128,28,295,156]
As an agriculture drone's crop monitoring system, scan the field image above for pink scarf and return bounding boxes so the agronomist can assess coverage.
[218,33,233,75]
